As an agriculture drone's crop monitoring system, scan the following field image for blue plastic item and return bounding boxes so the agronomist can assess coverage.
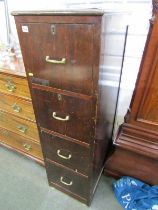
[113,176,158,210]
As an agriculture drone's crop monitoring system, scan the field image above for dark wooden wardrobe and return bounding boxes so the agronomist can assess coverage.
[105,2,158,185]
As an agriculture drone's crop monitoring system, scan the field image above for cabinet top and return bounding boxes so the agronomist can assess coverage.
[11,9,104,16]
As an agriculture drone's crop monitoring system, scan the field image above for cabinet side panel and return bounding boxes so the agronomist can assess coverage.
[90,14,123,196]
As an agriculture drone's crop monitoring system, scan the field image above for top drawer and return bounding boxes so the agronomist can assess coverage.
[0,73,31,99]
[18,23,95,95]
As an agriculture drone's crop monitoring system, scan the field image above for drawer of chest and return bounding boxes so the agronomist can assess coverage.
[0,93,35,121]
[21,23,94,95]
[32,88,96,144]
[0,73,31,99]
[46,161,89,199]
[0,111,39,142]
[41,131,90,175]
[0,127,43,160]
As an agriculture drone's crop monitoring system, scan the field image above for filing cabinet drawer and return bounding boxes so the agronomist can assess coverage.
[46,161,88,199]
[0,73,31,99]
[0,111,39,141]
[0,127,43,160]
[41,131,90,175]
[32,88,95,143]
[20,23,94,95]
[0,93,35,121]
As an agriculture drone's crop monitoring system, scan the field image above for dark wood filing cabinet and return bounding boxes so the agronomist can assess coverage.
[12,10,122,205]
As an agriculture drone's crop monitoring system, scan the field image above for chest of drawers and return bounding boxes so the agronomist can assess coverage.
[0,69,43,164]
[13,10,120,205]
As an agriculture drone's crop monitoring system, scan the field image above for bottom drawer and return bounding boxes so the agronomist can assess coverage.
[0,127,43,160]
[46,161,89,199]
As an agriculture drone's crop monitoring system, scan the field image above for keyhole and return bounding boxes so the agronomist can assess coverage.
[51,25,56,35]
[57,94,62,101]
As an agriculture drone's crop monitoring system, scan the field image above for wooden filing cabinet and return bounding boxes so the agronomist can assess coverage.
[0,69,43,164]
[13,10,121,205]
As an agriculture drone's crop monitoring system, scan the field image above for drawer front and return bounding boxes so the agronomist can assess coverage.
[32,88,95,143]
[0,111,39,141]
[0,73,31,99]
[46,161,89,199]
[41,131,90,175]
[19,23,94,95]
[0,127,43,160]
[0,93,35,121]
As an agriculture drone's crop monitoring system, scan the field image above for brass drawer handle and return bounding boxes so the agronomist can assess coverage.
[45,56,66,64]
[57,149,72,160]
[5,81,16,92]
[28,72,34,77]
[1,130,9,136]
[60,176,73,186]
[52,112,69,121]
[16,124,28,133]
[12,103,22,113]
[23,143,32,151]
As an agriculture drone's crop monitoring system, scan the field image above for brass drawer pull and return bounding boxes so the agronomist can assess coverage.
[5,81,16,92]
[16,124,28,133]
[57,149,72,160]
[52,112,69,121]
[23,143,32,151]
[12,103,22,113]
[1,130,9,136]
[28,72,34,77]
[45,56,66,64]
[60,176,73,186]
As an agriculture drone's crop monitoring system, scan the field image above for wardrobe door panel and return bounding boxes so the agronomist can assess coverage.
[137,48,158,125]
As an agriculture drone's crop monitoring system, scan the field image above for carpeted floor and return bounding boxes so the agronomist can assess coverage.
[0,146,122,210]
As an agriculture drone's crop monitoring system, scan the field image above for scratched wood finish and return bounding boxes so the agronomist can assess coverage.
[13,11,120,205]
[32,88,95,143]
[41,131,90,175]
[0,127,43,160]
[105,14,158,184]
[46,161,89,199]
[17,23,94,95]
[0,92,35,121]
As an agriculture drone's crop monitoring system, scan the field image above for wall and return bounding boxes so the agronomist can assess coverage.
[0,1,8,45]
